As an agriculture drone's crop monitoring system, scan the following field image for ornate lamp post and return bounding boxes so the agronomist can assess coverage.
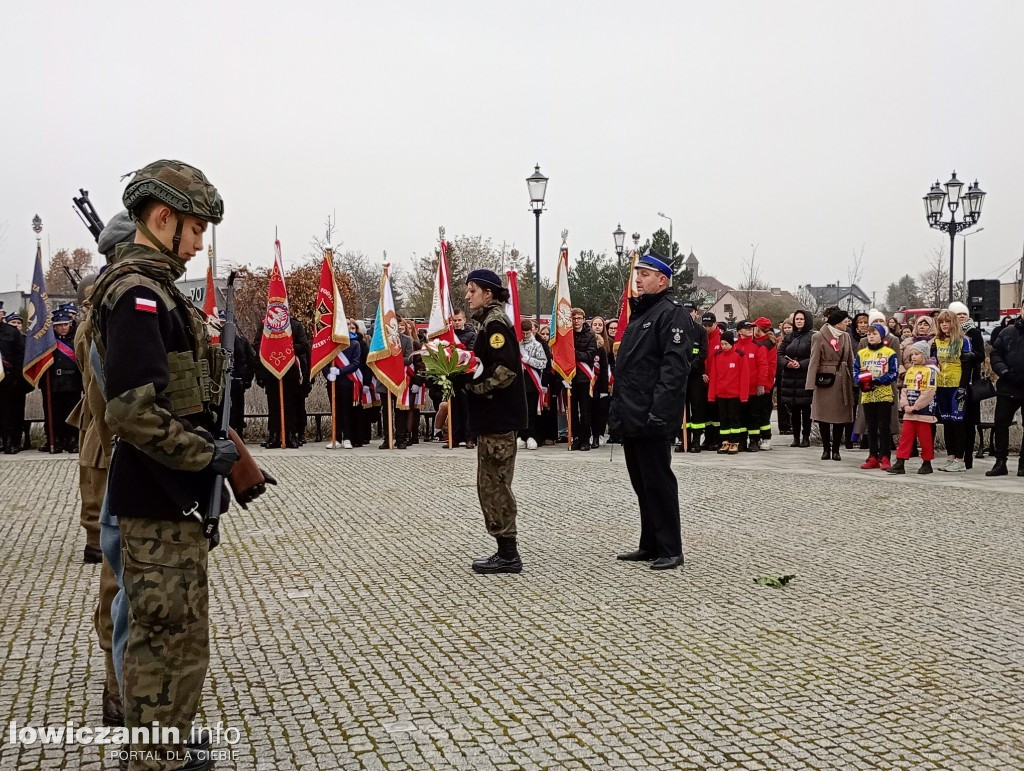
[923,171,985,303]
[526,164,549,321]
[613,223,626,267]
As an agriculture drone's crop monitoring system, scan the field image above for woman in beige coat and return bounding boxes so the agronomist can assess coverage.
[806,310,856,461]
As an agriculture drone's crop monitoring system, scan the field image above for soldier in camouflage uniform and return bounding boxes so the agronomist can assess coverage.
[86,160,241,771]
[462,269,528,574]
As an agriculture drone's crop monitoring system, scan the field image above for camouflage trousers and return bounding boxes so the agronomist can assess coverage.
[477,432,518,538]
[120,517,209,771]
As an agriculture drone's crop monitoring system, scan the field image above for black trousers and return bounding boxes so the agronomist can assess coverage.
[452,389,473,445]
[264,379,302,439]
[0,382,26,438]
[591,392,610,441]
[521,386,542,442]
[993,394,1024,460]
[787,404,812,439]
[229,380,247,436]
[570,381,592,443]
[685,373,707,439]
[862,402,892,458]
[752,390,773,441]
[716,397,743,440]
[326,380,356,442]
[43,388,79,448]
[622,437,682,559]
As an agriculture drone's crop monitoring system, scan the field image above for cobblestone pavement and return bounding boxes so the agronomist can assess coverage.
[1,441,1022,770]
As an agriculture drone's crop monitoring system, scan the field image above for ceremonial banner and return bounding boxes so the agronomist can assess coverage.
[613,250,640,353]
[367,263,408,397]
[258,239,295,379]
[427,231,457,345]
[310,249,349,377]
[505,270,524,343]
[23,243,56,388]
[203,265,220,344]
[549,241,576,382]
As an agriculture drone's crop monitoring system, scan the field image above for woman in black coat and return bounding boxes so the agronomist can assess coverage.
[777,309,814,447]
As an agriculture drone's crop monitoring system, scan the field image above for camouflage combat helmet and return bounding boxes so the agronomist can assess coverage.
[122,159,224,257]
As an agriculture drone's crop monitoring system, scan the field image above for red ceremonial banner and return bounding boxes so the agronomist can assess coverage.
[259,240,295,379]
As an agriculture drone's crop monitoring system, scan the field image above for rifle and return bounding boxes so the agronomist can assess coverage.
[62,266,81,291]
[203,272,275,540]
[72,189,105,243]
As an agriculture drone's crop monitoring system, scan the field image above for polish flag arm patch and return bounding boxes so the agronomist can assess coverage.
[135,297,158,314]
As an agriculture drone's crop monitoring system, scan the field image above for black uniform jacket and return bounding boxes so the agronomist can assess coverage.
[608,290,693,439]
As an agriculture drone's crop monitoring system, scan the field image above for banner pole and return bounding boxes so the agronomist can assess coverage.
[388,391,395,449]
[566,387,573,451]
[45,370,55,452]
[330,378,337,448]
[447,399,453,449]
[278,380,286,449]
[682,406,689,452]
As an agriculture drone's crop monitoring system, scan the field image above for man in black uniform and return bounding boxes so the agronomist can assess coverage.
[609,253,693,570]
[290,316,311,446]
[568,308,599,451]
[0,304,28,454]
[227,318,257,437]
[40,308,83,453]
[679,303,709,453]
[462,269,528,574]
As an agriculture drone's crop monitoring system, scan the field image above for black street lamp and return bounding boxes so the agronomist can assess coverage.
[526,164,548,321]
[613,223,626,266]
[923,171,985,303]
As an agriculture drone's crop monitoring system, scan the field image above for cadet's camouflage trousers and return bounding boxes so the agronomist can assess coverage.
[477,432,518,538]
[120,517,209,771]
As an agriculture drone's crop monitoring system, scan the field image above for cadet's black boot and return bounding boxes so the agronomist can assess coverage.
[84,545,102,564]
[102,684,123,727]
[262,435,280,449]
[688,431,702,452]
[917,460,933,474]
[886,458,906,475]
[986,458,1008,477]
[472,537,523,574]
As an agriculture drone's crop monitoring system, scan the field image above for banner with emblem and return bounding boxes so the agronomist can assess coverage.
[259,239,295,379]
[310,249,350,377]
[22,243,57,389]
[550,236,576,382]
[367,263,408,397]
[427,228,458,345]
[612,249,640,354]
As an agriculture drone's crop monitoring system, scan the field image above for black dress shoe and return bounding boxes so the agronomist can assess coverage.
[821,449,830,460]
[674,443,686,453]
[616,549,654,561]
[790,438,800,447]
[688,445,701,453]
[650,556,684,570]
[831,450,841,461]
[590,437,600,449]
[579,443,590,451]
[800,437,810,447]
[83,545,102,564]
[262,437,281,449]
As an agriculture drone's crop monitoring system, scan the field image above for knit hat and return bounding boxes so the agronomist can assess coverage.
[720,330,735,345]
[948,301,970,315]
[870,323,888,340]
[827,309,850,326]
[868,308,886,324]
[910,340,930,359]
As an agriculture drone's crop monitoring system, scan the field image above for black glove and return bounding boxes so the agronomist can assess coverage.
[234,468,278,509]
[209,438,240,475]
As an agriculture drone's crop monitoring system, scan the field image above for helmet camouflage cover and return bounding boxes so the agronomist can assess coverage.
[122,159,224,224]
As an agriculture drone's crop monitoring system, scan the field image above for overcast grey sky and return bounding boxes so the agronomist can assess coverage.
[2,0,1022,304]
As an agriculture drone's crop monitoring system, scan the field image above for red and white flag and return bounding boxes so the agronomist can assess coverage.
[550,241,576,383]
[203,265,220,344]
[309,249,350,377]
[613,250,640,353]
[259,239,295,379]
[505,270,524,343]
[427,235,457,345]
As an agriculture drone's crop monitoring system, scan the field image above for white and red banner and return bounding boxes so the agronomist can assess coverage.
[613,250,640,353]
[310,249,350,377]
[550,241,576,383]
[505,270,524,343]
[427,234,457,345]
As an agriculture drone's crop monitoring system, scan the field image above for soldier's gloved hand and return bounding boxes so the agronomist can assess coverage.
[232,467,277,509]
[209,438,241,475]
[757,385,765,396]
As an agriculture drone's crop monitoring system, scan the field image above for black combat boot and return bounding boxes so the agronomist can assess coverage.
[820,435,831,460]
[986,458,1008,477]
[688,431,702,452]
[262,435,280,449]
[918,460,933,474]
[471,537,523,574]
[885,458,906,475]
[84,545,102,564]
[1,434,13,455]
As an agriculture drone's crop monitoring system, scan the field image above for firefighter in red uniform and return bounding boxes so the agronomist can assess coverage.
[707,330,749,454]
[700,312,722,450]
[752,317,779,450]
[732,320,768,451]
